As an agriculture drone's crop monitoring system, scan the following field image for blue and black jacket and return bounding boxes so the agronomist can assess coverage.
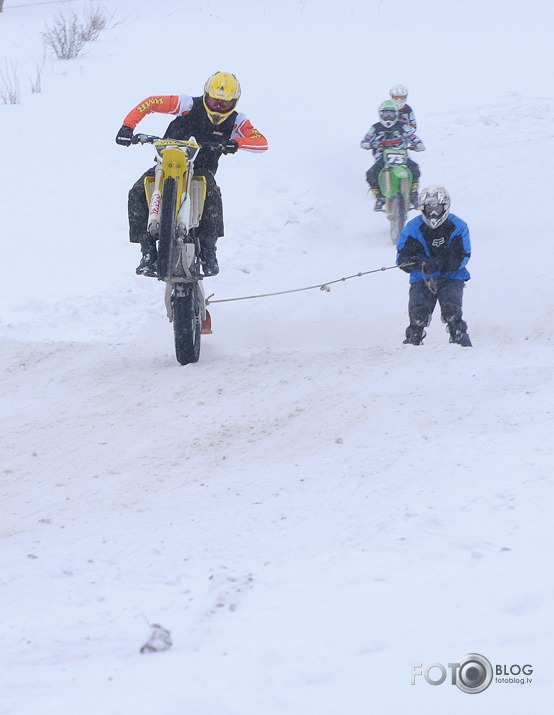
[396,213,471,284]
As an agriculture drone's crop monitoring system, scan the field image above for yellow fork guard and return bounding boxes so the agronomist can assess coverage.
[143,175,155,203]
[190,175,207,224]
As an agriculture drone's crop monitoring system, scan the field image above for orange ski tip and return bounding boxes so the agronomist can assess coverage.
[201,310,213,335]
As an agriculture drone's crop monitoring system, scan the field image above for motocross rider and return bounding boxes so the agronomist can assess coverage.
[115,71,268,277]
[361,100,425,211]
[389,83,417,134]
[396,185,472,347]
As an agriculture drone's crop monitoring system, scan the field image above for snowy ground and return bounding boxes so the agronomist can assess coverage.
[1,1,553,713]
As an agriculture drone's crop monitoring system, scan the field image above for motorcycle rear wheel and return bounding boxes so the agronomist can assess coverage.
[172,284,202,365]
[389,194,407,245]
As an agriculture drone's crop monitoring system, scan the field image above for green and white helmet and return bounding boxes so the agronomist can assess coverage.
[378,100,399,128]
[419,185,451,228]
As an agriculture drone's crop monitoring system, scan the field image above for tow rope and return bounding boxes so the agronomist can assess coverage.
[205,264,409,305]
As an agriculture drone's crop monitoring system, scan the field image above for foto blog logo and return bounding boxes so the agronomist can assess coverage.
[411,653,493,693]
[410,653,533,694]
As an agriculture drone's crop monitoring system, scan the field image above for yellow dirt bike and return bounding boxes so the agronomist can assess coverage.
[131,133,213,365]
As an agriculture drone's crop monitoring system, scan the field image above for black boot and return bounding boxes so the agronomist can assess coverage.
[448,320,472,347]
[136,238,157,277]
[371,189,385,211]
[199,237,219,276]
[403,325,426,345]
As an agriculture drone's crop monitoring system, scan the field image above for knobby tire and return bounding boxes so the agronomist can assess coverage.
[173,286,202,365]
[157,177,177,281]
[389,194,407,245]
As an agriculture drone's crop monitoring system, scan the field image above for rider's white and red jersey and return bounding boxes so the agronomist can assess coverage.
[122,94,268,152]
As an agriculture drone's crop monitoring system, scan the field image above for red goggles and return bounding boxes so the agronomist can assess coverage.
[205,94,237,112]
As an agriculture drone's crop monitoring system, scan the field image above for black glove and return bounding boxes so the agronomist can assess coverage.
[115,125,133,146]
[421,257,443,274]
[441,256,462,273]
[398,256,418,273]
[221,140,239,155]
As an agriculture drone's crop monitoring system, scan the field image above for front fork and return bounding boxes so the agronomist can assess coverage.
[147,166,164,237]
[147,147,191,236]
[164,280,208,325]
[380,167,411,213]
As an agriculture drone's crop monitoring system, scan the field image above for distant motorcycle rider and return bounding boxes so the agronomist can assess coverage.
[115,71,268,277]
[396,185,472,347]
[361,100,425,211]
[389,83,417,135]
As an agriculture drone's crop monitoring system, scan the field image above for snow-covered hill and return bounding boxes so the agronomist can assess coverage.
[1,1,553,713]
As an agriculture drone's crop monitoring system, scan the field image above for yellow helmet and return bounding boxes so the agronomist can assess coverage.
[203,71,241,125]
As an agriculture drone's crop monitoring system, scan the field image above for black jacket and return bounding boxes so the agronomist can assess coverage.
[163,96,237,174]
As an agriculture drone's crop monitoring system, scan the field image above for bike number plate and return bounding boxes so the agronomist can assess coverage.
[386,152,407,166]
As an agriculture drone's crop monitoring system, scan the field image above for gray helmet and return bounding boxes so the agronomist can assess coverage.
[390,84,408,109]
[419,185,451,228]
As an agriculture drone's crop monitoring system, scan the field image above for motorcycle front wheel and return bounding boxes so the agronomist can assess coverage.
[172,284,202,365]
[389,194,407,245]
[157,177,177,281]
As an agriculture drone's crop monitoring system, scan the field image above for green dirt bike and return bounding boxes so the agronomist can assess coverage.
[378,147,415,244]
[131,133,213,365]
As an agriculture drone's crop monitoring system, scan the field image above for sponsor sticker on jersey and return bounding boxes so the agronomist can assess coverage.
[138,98,164,113]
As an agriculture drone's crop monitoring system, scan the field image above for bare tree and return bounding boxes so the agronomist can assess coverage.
[0,58,20,104]
[41,12,87,60]
[41,6,116,60]
[80,5,111,41]
[29,53,46,94]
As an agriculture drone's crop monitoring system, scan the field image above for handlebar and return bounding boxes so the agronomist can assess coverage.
[131,133,159,144]
[131,133,225,151]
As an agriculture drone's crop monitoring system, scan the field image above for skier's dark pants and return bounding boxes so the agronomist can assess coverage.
[128,167,224,252]
[365,157,420,192]
[407,278,466,331]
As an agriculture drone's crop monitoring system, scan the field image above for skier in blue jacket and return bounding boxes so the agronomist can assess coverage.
[396,185,472,346]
